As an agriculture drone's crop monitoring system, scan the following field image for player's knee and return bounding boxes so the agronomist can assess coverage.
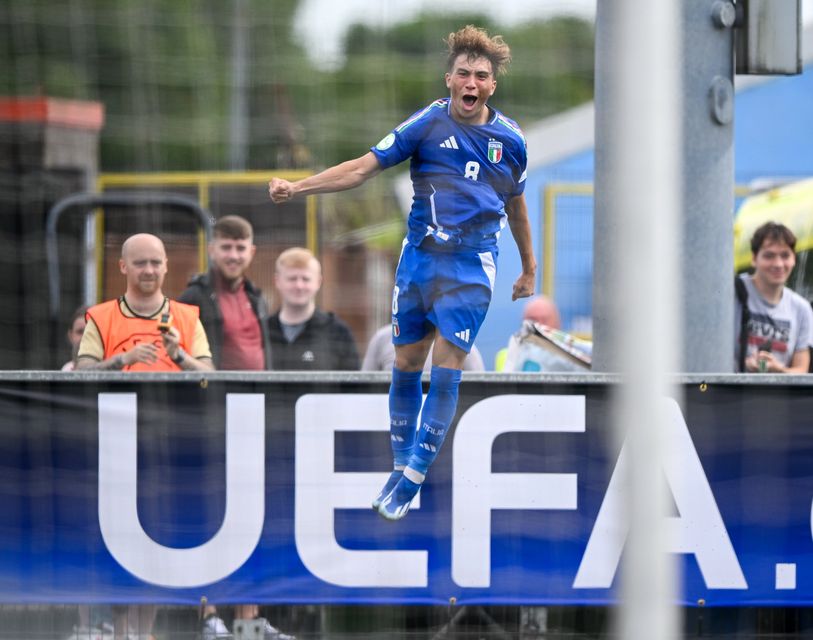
[394,338,433,370]
[394,353,424,371]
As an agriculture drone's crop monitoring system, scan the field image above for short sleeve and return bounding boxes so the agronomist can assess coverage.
[76,318,104,361]
[512,141,528,198]
[361,326,391,371]
[797,300,813,352]
[370,103,437,170]
[190,319,213,359]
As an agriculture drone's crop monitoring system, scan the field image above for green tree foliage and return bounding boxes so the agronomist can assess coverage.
[299,13,593,240]
[0,0,307,170]
[310,13,594,165]
[1,2,592,172]
[0,2,592,242]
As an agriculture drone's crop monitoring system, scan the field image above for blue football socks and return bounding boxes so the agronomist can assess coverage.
[388,368,423,467]
[377,366,462,521]
[407,365,461,476]
[373,368,423,510]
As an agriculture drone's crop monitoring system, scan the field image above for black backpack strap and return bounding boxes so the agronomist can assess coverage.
[809,300,813,373]
[734,276,750,372]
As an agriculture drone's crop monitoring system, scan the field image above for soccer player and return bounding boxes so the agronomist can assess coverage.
[269,25,536,520]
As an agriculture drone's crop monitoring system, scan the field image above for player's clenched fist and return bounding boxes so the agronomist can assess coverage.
[269,178,295,203]
[512,272,535,301]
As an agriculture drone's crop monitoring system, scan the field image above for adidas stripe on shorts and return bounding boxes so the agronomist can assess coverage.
[390,241,497,353]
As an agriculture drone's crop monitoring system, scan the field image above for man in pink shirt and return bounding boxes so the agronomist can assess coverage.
[179,215,271,370]
[179,215,293,639]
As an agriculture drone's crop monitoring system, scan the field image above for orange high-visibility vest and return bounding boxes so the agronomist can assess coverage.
[86,298,200,371]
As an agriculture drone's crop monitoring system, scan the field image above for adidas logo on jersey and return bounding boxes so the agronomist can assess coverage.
[439,136,459,149]
[454,329,471,343]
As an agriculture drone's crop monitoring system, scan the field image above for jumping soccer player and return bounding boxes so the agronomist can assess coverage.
[269,25,535,520]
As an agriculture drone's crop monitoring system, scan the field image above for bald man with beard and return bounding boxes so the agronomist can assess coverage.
[77,233,213,372]
[521,295,561,328]
[76,233,213,638]
[494,295,562,371]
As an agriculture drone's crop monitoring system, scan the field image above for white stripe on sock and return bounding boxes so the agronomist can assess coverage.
[404,466,425,484]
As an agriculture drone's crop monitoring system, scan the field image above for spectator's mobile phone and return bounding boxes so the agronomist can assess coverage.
[758,342,771,372]
[157,313,171,333]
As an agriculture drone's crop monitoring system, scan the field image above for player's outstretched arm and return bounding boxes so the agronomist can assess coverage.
[269,152,382,204]
[506,194,537,301]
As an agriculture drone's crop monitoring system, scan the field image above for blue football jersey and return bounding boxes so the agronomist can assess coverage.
[370,98,527,251]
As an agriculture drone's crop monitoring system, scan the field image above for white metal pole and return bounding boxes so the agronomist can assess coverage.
[228,0,249,171]
[595,2,682,639]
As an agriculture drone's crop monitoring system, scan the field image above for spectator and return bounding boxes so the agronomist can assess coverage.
[363,324,485,372]
[735,221,813,373]
[66,604,113,639]
[76,233,213,372]
[200,605,294,640]
[268,247,360,370]
[178,219,292,638]
[494,295,561,370]
[61,305,88,371]
[522,294,561,329]
[269,26,534,520]
[76,232,213,640]
[179,215,272,370]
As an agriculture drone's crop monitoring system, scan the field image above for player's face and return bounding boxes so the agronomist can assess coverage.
[275,261,322,308]
[752,239,795,288]
[445,54,496,125]
[209,235,255,282]
[120,240,167,296]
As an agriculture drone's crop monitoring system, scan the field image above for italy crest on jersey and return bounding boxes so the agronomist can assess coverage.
[487,139,503,163]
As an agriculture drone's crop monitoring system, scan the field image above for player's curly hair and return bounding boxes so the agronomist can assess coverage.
[444,25,512,76]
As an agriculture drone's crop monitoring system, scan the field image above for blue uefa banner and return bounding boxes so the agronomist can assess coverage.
[1,375,812,606]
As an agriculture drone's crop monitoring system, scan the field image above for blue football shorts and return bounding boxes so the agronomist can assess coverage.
[390,241,497,353]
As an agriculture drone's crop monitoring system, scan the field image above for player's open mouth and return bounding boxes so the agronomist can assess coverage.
[462,95,477,107]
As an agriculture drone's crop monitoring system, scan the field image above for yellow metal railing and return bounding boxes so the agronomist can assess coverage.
[542,182,754,299]
[541,183,593,299]
[96,170,314,303]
